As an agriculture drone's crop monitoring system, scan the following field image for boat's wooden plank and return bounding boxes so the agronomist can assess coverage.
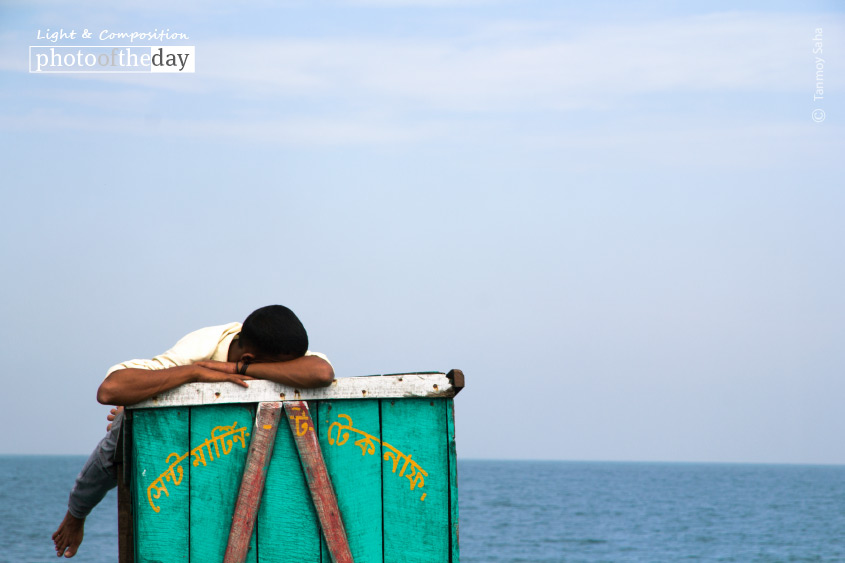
[284,401,354,563]
[189,404,256,563]
[132,407,189,563]
[257,401,321,563]
[128,373,457,409]
[381,398,449,563]
[318,400,384,563]
[117,410,134,563]
[446,399,460,563]
[224,402,282,563]
[117,467,134,563]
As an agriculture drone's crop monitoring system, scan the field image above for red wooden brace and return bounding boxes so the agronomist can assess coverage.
[223,402,283,563]
[284,400,354,563]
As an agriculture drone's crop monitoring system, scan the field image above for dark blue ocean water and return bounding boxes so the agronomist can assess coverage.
[458,460,845,562]
[2,456,843,562]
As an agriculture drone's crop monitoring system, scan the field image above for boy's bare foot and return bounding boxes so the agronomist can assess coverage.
[52,511,84,557]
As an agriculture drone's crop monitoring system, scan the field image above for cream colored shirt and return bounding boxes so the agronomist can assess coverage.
[106,322,330,377]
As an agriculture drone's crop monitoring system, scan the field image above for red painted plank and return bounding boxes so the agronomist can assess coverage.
[224,402,283,563]
[284,401,354,563]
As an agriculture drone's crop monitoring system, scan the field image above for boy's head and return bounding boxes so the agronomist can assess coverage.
[238,305,308,361]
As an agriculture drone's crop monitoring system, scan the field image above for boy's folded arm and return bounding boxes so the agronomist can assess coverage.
[229,355,335,388]
[97,364,250,406]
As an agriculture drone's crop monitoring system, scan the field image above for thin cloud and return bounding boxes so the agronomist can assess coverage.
[6,12,819,106]
[4,12,841,152]
[195,12,815,111]
[0,111,450,145]
[340,0,494,5]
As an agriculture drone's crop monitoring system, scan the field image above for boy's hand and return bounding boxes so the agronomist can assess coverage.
[193,364,254,386]
[106,406,124,431]
[195,360,257,380]
[194,360,236,373]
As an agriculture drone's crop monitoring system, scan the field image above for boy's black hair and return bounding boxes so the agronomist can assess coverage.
[239,305,308,358]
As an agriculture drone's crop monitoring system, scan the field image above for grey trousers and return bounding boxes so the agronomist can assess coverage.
[67,410,123,519]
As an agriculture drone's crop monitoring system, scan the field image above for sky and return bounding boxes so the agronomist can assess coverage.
[0,0,843,464]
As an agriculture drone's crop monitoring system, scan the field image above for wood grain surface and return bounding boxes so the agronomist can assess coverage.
[319,400,384,563]
[132,407,189,563]
[189,404,256,563]
[381,399,449,563]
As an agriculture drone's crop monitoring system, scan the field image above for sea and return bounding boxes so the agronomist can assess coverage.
[1,456,843,562]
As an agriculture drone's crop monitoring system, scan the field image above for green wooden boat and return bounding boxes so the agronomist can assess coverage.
[116,370,464,562]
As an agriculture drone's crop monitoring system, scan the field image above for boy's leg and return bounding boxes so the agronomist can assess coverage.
[53,410,123,557]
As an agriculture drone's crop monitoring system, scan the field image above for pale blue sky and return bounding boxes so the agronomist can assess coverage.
[1,0,843,464]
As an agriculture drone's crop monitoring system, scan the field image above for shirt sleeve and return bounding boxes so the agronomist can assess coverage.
[105,323,241,378]
[305,350,332,367]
